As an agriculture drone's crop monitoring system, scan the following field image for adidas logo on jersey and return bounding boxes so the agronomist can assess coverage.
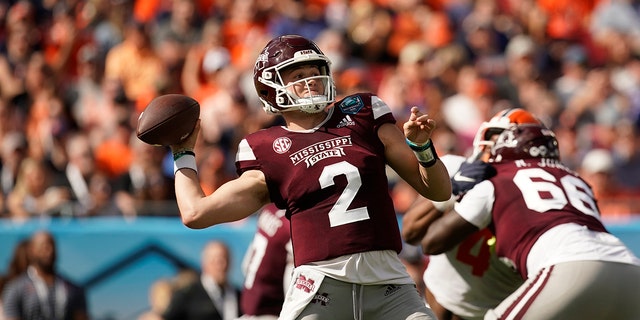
[337,115,355,128]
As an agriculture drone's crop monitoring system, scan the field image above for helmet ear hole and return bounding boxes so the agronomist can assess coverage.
[483,128,504,140]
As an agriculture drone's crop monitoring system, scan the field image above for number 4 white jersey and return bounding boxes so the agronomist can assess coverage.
[424,155,523,320]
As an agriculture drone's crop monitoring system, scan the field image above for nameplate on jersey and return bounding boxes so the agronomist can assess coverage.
[289,136,353,168]
[338,96,364,114]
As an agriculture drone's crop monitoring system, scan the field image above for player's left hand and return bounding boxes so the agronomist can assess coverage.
[403,106,436,145]
[452,160,497,198]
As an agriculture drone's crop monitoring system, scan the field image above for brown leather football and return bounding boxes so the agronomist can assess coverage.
[136,94,200,146]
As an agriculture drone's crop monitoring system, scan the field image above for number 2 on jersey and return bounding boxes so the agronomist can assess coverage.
[319,161,370,227]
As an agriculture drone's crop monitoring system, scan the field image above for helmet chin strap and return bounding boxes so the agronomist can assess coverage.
[296,96,329,113]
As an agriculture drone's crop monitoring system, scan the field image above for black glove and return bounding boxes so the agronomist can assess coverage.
[451,160,497,197]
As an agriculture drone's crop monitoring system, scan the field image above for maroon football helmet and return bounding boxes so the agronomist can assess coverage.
[489,124,560,162]
[254,35,336,114]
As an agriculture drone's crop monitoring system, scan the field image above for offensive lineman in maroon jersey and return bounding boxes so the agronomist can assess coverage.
[169,35,451,319]
[240,204,293,319]
[420,123,640,319]
[402,108,537,320]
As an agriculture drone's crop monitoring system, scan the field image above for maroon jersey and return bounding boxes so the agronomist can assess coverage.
[488,159,608,278]
[241,204,291,316]
[236,93,401,266]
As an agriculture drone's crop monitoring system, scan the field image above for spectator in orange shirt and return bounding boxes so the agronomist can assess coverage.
[104,20,168,112]
[181,19,226,100]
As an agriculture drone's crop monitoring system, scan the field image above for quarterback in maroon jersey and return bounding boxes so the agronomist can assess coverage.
[169,35,451,319]
[420,123,640,319]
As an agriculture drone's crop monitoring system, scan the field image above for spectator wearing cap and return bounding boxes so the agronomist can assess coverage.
[492,34,543,108]
[590,0,640,46]
[181,19,226,100]
[579,148,640,219]
[201,47,231,81]
[197,48,245,145]
[182,18,250,146]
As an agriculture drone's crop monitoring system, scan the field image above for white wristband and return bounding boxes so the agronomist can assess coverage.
[432,194,455,212]
[406,138,438,167]
[173,154,197,175]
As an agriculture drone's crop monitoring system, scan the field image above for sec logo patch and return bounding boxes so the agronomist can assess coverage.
[273,137,292,154]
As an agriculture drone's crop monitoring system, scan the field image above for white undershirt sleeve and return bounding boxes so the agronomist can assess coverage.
[454,180,494,229]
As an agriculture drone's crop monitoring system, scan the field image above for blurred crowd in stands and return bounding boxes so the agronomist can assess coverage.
[0,0,639,222]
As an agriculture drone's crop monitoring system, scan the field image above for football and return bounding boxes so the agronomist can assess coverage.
[136,94,200,146]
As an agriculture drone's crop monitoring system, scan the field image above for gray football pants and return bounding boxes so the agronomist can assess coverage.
[297,276,436,320]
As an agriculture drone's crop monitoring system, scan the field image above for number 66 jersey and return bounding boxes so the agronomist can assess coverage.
[456,158,639,279]
[236,93,402,267]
